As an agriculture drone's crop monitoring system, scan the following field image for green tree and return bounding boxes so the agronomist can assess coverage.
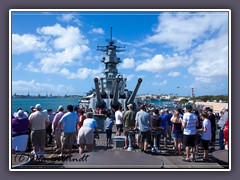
[179,98,189,104]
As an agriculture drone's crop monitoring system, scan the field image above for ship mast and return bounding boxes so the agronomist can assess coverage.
[97,27,125,94]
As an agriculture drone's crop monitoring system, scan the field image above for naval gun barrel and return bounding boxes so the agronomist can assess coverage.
[94,78,105,108]
[100,78,107,98]
[110,80,116,98]
[111,78,121,109]
[119,78,127,98]
[127,78,142,105]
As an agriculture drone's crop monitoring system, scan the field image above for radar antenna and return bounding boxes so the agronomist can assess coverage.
[97,27,125,53]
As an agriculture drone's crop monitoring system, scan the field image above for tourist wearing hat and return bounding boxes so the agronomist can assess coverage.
[182,104,198,162]
[28,104,50,160]
[12,110,30,154]
[30,106,36,114]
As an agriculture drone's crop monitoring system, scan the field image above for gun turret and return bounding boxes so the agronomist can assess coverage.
[127,78,142,105]
[94,78,105,108]
[119,78,127,98]
[111,78,121,110]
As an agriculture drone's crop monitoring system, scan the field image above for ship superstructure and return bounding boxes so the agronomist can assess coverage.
[84,27,142,111]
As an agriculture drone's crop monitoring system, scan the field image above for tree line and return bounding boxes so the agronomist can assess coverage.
[179,95,228,104]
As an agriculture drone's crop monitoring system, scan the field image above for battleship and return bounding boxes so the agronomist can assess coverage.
[79,27,142,112]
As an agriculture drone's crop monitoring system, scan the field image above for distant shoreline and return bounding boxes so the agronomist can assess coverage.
[195,102,228,113]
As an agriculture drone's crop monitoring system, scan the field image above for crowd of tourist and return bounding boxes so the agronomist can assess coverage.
[11,102,229,162]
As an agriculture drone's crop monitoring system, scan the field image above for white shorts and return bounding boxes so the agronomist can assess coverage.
[77,127,94,145]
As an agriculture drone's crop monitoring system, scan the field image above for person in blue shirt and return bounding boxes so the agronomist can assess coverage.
[165,109,173,145]
[77,112,98,154]
[160,109,168,148]
[134,104,152,153]
[197,112,212,162]
[105,112,114,148]
[59,105,78,157]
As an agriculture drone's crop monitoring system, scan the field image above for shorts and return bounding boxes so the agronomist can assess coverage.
[105,129,112,140]
[201,139,210,150]
[172,133,183,139]
[61,132,76,147]
[77,127,94,145]
[116,124,123,133]
[195,133,201,145]
[31,129,46,147]
[139,130,151,143]
[162,130,167,138]
[183,134,196,147]
[123,128,135,136]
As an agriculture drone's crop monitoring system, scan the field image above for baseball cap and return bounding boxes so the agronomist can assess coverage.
[185,104,192,109]
[35,104,42,109]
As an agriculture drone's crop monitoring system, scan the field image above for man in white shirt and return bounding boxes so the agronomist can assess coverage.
[115,106,123,136]
[182,104,198,162]
[28,104,49,159]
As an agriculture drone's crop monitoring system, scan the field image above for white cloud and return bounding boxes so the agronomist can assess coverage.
[123,74,135,81]
[15,63,23,70]
[90,28,104,34]
[58,14,75,22]
[59,67,103,79]
[139,52,152,58]
[155,74,162,78]
[57,14,82,26]
[136,54,191,72]
[37,23,65,36]
[152,80,167,86]
[137,75,146,79]
[18,24,92,78]
[141,47,155,52]
[145,12,228,51]
[168,71,181,77]
[12,34,46,54]
[126,48,137,57]
[119,58,135,69]
[116,39,133,46]
[25,61,41,73]
[37,24,88,49]
[188,35,228,83]
[12,80,75,96]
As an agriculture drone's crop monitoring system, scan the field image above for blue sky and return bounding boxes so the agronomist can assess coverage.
[11,10,229,97]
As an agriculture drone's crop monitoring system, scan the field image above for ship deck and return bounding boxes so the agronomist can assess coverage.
[11,131,229,170]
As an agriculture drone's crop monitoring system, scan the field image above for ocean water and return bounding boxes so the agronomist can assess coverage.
[11,97,175,114]
[11,98,79,114]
